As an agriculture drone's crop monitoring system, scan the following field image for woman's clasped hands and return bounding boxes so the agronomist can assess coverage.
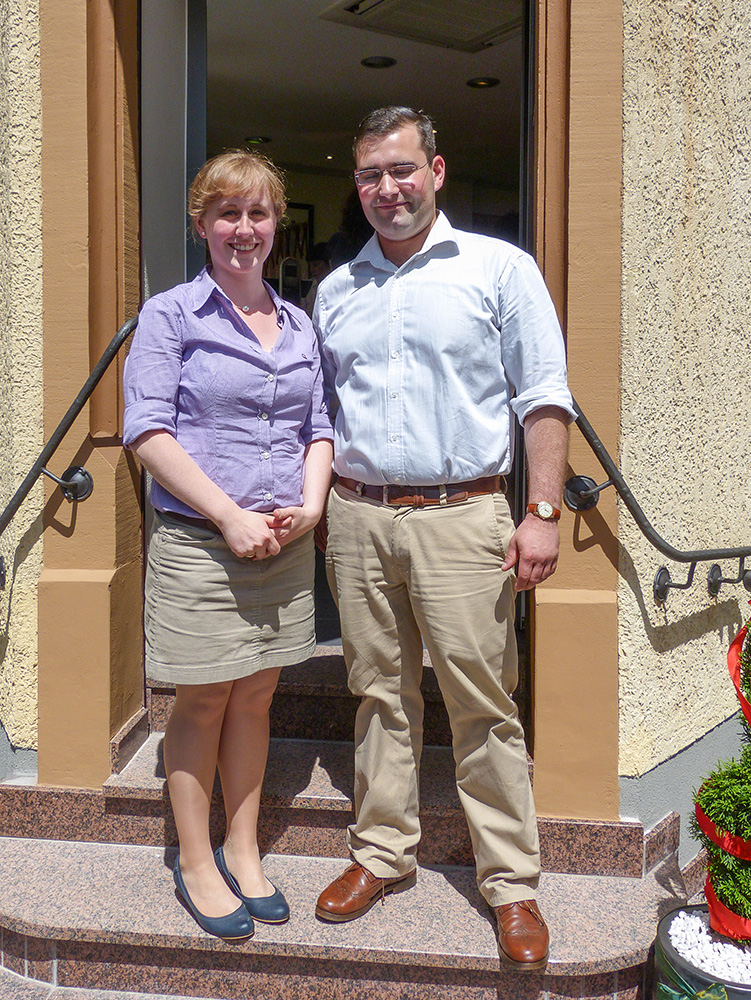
[218,505,321,560]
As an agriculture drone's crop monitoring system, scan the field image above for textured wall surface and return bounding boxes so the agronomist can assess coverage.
[620,0,751,776]
[0,0,43,750]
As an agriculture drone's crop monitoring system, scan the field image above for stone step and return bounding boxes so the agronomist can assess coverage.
[102,734,496,867]
[0,966,219,1000]
[0,769,654,883]
[100,733,648,877]
[0,836,680,999]
[148,645,455,745]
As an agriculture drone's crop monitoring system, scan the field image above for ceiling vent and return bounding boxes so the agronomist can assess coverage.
[318,0,522,53]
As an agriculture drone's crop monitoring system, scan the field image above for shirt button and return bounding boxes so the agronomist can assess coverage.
[261,451,270,460]
[260,412,269,420]
[264,492,273,501]
[392,312,398,320]
[390,392,398,399]
[390,434,398,442]
[391,351,398,359]
[267,373,275,382]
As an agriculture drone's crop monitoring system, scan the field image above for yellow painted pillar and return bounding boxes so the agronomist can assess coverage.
[531,0,623,820]
[37,0,142,787]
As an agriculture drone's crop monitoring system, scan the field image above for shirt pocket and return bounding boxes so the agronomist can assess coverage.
[277,355,315,408]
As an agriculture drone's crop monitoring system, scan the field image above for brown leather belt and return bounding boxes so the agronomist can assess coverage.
[162,510,221,534]
[337,475,505,507]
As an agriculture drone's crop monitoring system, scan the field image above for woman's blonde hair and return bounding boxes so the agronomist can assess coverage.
[187,150,287,236]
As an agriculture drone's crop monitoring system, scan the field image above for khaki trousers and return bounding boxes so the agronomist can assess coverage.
[326,484,540,907]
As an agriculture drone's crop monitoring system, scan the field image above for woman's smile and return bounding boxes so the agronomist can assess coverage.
[201,191,277,277]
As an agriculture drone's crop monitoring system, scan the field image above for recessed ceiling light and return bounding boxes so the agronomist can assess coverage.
[466,77,500,89]
[244,135,272,145]
[327,155,333,160]
[361,56,396,69]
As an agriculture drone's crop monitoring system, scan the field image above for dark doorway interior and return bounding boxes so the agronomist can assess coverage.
[202,0,532,731]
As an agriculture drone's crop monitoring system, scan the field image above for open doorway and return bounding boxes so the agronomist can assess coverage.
[205,0,533,730]
[206,1,526,253]
[142,0,534,732]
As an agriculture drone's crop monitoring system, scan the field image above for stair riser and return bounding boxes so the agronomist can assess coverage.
[1,932,646,1000]
[0,781,647,878]
[104,798,645,876]
[149,688,454,745]
[103,798,478,867]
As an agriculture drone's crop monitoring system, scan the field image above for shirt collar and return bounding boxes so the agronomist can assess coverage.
[190,266,290,323]
[351,211,458,272]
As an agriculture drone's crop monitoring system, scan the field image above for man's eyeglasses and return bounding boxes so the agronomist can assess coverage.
[353,162,430,188]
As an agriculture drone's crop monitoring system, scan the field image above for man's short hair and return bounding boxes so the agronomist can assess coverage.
[353,107,436,162]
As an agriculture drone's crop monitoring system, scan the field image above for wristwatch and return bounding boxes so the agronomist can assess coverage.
[527,501,561,522]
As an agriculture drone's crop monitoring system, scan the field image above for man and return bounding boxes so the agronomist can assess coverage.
[312,107,574,970]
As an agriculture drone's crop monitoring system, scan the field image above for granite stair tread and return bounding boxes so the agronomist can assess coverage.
[104,733,465,813]
[0,836,684,979]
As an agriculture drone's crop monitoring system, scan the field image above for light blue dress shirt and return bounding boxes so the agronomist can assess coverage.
[314,212,575,486]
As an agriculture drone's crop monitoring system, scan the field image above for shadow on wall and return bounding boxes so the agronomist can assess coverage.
[569,500,744,653]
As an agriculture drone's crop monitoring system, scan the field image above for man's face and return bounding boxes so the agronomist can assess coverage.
[355,125,445,245]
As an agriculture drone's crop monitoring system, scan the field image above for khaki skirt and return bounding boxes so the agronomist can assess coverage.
[145,512,315,685]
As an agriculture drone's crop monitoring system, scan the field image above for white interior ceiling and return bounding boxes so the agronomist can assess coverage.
[206,0,524,189]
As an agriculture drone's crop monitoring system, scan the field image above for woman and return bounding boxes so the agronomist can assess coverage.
[123,151,333,939]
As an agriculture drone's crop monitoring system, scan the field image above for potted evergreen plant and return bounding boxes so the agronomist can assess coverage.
[654,608,751,998]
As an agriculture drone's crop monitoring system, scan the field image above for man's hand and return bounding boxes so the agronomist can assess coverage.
[502,514,560,591]
[272,505,321,546]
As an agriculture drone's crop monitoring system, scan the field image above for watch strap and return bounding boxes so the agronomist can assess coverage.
[526,502,562,521]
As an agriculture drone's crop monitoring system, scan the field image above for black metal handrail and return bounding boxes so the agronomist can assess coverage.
[565,397,751,602]
[0,317,137,587]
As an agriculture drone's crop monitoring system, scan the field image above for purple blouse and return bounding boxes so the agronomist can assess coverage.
[123,268,333,517]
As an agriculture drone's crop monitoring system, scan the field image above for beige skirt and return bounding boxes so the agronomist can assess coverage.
[145,512,315,685]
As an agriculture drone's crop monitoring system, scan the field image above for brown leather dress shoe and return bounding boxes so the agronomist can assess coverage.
[494,899,549,970]
[315,861,417,922]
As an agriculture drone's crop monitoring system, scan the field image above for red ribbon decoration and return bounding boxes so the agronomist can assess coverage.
[698,616,751,941]
[705,875,751,940]
[695,801,751,861]
[728,624,751,728]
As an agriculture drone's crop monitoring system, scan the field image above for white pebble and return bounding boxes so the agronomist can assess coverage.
[668,910,751,985]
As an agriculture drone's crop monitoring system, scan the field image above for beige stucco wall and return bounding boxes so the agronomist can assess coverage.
[0,0,44,750]
[620,0,751,776]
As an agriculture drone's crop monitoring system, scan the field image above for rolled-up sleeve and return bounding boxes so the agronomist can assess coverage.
[299,322,334,445]
[122,295,184,447]
[500,254,577,427]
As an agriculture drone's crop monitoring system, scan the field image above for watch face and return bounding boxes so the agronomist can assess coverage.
[537,502,554,519]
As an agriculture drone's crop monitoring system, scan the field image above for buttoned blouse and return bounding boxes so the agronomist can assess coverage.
[123,268,332,516]
[314,212,575,486]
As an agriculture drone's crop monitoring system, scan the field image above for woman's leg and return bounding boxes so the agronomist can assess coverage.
[164,681,241,917]
[217,667,282,898]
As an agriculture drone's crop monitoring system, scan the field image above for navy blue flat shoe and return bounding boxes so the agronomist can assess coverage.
[214,845,290,924]
[173,857,254,940]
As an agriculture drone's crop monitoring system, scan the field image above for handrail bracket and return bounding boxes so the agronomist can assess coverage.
[564,474,615,511]
[707,558,751,598]
[654,564,697,604]
[41,466,94,504]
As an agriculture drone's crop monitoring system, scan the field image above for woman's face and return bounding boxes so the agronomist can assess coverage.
[199,188,278,284]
